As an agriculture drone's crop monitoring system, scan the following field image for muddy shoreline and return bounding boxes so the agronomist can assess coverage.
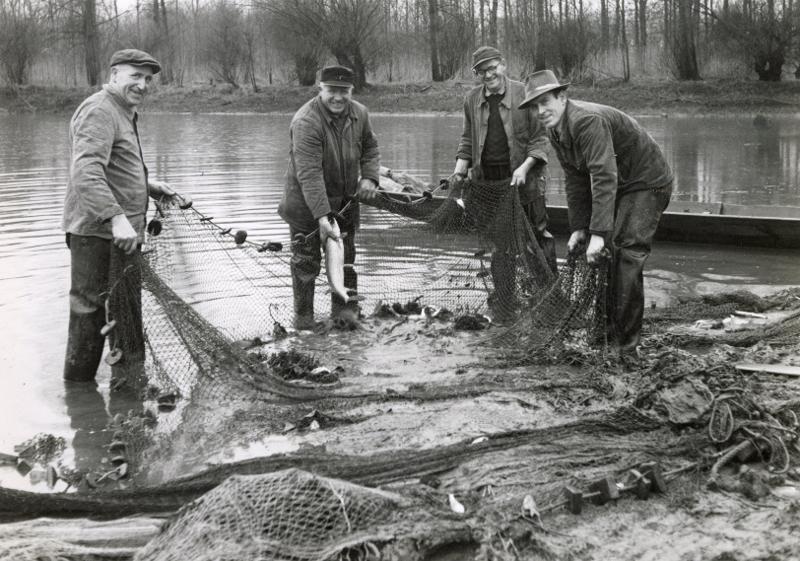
[2,78,800,115]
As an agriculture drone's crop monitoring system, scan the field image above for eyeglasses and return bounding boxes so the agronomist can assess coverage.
[474,62,502,77]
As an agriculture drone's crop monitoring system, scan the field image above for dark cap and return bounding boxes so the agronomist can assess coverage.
[109,49,161,74]
[471,46,503,71]
[518,70,570,109]
[319,65,354,87]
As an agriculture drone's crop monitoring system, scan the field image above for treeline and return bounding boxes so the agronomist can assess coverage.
[1,0,798,89]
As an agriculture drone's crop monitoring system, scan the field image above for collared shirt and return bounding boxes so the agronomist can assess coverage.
[279,96,380,231]
[455,77,549,189]
[550,99,673,236]
[62,85,150,240]
[481,93,510,165]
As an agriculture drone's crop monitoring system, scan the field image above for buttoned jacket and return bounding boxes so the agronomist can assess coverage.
[279,96,380,231]
[62,86,150,240]
[456,77,549,203]
[550,99,673,235]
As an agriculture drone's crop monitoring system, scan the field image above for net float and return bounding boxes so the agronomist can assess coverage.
[147,219,162,236]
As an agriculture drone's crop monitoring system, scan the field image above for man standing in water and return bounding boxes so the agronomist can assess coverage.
[62,49,189,385]
[518,70,673,356]
[278,65,380,330]
[451,46,556,321]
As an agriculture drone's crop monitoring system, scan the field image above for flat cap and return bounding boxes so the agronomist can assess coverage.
[109,49,161,74]
[319,65,354,87]
[471,46,502,71]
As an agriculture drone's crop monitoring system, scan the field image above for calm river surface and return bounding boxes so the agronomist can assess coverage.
[0,111,799,490]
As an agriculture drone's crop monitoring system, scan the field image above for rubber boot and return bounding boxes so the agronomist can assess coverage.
[64,310,106,382]
[291,261,318,330]
[289,227,322,330]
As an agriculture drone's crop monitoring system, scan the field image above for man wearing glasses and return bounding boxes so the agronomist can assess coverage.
[451,46,555,320]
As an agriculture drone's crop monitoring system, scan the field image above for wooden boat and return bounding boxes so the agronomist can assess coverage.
[368,171,800,249]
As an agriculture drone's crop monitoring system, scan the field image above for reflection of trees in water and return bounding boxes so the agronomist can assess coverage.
[779,136,800,201]
[666,118,800,206]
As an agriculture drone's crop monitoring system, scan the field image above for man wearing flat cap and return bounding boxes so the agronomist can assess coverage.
[62,48,190,385]
[451,46,556,321]
[278,65,380,330]
[519,69,673,357]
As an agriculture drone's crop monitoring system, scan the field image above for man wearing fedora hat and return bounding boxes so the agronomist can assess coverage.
[62,49,191,385]
[519,69,673,355]
[451,46,556,320]
[278,65,380,330]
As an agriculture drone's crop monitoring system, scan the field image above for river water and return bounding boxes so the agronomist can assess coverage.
[0,111,799,490]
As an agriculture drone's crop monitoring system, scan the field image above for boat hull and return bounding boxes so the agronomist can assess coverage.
[364,191,800,249]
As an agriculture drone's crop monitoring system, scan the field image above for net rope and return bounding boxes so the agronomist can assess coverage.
[3,176,800,561]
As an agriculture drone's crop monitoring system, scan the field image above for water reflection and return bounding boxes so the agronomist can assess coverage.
[62,381,111,475]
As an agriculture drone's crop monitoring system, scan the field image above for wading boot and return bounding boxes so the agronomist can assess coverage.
[63,310,106,382]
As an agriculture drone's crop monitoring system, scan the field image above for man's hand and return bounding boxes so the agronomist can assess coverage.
[318,215,341,246]
[448,158,470,186]
[567,229,588,254]
[586,234,606,264]
[511,165,527,187]
[356,178,379,203]
[149,179,192,208]
[111,214,138,255]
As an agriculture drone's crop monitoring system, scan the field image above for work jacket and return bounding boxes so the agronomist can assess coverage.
[62,86,150,240]
[550,99,673,236]
[279,97,380,232]
[455,77,549,204]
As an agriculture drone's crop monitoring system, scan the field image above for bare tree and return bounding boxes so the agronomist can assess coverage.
[83,0,101,85]
[202,0,247,88]
[427,0,443,81]
[437,0,471,78]
[706,0,798,80]
[260,0,386,90]
[672,0,701,79]
[0,0,43,85]
[262,0,325,85]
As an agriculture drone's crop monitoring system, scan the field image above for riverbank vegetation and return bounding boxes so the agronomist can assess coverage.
[1,0,800,95]
[2,77,800,115]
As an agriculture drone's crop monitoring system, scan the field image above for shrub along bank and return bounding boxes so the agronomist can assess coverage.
[2,78,800,115]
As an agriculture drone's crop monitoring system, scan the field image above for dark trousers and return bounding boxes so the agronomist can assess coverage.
[481,164,557,317]
[610,184,672,350]
[64,234,144,385]
[289,224,357,329]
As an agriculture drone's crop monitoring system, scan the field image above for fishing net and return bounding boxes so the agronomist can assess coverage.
[3,173,800,561]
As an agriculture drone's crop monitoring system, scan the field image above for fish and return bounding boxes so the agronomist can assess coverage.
[325,234,352,303]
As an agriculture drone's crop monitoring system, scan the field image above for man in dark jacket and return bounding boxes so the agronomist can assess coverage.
[519,70,673,354]
[62,49,190,384]
[452,46,556,321]
[278,65,380,329]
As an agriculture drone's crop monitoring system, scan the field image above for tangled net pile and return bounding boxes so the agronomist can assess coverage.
[2,174,800,561]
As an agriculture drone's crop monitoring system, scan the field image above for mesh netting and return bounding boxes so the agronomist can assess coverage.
[3,173,800,561]
[134,177,604,406]
[134,469,414,561]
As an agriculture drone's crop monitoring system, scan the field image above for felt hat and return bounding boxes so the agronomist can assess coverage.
[518,70,570,109]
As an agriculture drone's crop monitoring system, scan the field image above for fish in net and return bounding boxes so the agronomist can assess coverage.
[5,173,800,560]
